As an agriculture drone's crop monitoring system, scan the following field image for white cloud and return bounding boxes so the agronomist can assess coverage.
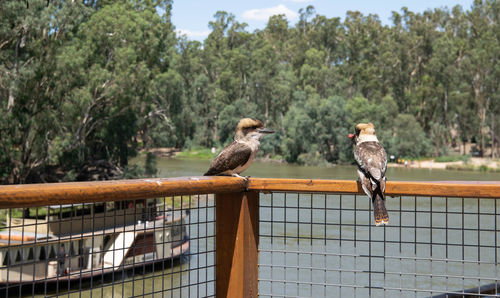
[286,0,313,2]
[176,29,211,39]
[242,4,298,22]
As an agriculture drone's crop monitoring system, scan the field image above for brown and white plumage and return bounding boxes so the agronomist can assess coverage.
[204,118,274,177]
[349,123,389,226]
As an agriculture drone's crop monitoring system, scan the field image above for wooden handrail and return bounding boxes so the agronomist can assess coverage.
[0,177,498,208]
[247,178,500,198]
[0,176,246,208]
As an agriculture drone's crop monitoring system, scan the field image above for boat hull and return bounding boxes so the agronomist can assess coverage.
[0,239,189,288]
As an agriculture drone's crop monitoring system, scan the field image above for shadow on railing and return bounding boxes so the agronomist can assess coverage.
[0,177,498,297]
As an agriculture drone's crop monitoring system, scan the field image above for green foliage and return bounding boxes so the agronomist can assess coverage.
[0,0,176,183]
[392,114,431,158]
[121,165,145,179]
[434,155,471,163]
[283,95,351,164]
[445,164,500,172]
[144,152,158,177]
[217,98,259,145]
[1,1,499,183]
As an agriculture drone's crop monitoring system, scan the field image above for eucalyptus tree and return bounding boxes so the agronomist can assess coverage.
[460,0,499,157]
[55,0,177,169]
[0,0,92,183]
[202,11,253,145]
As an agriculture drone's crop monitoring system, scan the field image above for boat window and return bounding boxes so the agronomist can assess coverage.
[3,251,10,266]
[20,208,47,220]
[15,250,22,263]
[49,245,56,259]
[61,209,74,218]
[123,201,132,210]
[70,242,76,256]
[94,203,105,214]
[106,202,115,212]
[39,246,46,261]
[103,235,112,249]
[75,205,92,217]
[78,240,84,254]
[27,247,34,261]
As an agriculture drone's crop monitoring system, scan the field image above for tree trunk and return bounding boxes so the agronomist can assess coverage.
[491,112,496,158]
[473,83,485,158]
[479,105,486,157]
[7,85,15,110]
[213,115,219,143]
[443,90,449,147]
[265,100,269,125]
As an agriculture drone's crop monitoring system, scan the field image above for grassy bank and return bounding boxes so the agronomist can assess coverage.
[150,148,499,172]
[434,155,471,163]
[445,164,500,172]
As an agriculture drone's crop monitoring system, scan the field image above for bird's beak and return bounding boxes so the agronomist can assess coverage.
[348,133,355,139]
[258,128,275,134]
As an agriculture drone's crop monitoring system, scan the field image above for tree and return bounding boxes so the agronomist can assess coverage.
[0,0,92,183]
[282,95,350,164]
[460,0,499,156]
[392,114,431,158]
[2,1,499,183]
[56,1,177,167]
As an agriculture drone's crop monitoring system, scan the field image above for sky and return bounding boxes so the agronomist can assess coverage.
[171,0,474,41]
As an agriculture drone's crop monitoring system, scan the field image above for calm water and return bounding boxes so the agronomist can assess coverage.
[36,158,499,297]
[143,157,500,181]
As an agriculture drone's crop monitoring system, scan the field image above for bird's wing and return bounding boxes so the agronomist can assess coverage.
[354,141,387,182]
[204,142,252,176]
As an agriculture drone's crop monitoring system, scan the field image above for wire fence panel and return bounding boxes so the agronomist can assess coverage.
[0,179,498,297]
[259,192,500,297]
[0,195,216,297]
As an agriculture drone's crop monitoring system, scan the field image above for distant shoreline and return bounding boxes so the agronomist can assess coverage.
[388,157,499,172]
[142,148,499,172]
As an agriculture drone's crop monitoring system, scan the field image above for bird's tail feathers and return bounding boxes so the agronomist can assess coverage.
[372,191,389,226]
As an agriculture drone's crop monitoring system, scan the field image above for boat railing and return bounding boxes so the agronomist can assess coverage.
[0,177,498,297]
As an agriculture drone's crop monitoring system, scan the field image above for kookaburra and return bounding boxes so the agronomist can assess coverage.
[204,118,274,178]
[349,123,389,226]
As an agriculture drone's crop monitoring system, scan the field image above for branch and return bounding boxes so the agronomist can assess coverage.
[64,80,111,152]
[0,38,12,50]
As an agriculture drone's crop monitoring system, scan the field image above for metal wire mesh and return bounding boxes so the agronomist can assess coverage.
[0,194,216,297]
[259,192,500,297]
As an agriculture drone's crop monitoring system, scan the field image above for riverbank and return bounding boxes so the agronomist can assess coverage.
[388,157,500,172]
[143,148,499,173]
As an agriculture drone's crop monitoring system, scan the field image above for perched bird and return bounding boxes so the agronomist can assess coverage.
[204,118,274,178]
[349,123,389,226]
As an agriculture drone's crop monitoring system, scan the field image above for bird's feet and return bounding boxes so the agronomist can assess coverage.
[231,173,249,182]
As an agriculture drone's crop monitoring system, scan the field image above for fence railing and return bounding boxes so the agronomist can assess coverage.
[0,177,498,297]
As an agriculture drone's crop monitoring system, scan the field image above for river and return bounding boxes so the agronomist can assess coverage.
[143,158,500,181]
[38,158,499,297]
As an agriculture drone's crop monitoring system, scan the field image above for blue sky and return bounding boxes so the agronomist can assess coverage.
[171,0,474,41]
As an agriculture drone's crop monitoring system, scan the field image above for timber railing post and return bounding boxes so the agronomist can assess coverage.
[216,190,259,298]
